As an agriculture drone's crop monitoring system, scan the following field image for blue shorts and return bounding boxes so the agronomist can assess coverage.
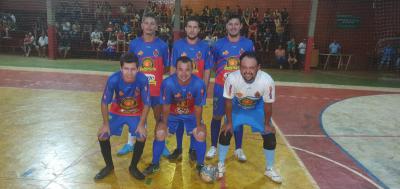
[212,84,225,116]
[109,113,144,138]
[150,96,161,106]
[167,114,196,136]
[231,101,272,135]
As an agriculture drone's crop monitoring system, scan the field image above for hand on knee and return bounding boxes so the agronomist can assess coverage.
[193,127,206,142]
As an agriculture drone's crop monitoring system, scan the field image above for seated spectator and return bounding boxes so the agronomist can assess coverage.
[259,27,272,52]
[329,40,341,54]
[58,32,71,58]
[275,45,286,69]
[115,30,126,52]
[103,35,116,60]
[298,39,307,66]
[379,44,395,70]
[22,32,37,57]
[288,51,298,69]
[90,29,103,51]
[37,33,48,57]
[248,22,258,42]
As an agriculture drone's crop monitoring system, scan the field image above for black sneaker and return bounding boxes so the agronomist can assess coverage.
[196,164,204,174]
[129,166,145,180]
[94,166,114,180]
[143,163,160,176]
[167,148,182,161]
[189,148,197,162]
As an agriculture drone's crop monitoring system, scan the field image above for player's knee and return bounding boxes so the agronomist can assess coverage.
[263,133,276,150]
[136,137,146,142]
[155,129,166,141]
[194,130,206,142]
[219,132,232,145]
[212,115,223,120]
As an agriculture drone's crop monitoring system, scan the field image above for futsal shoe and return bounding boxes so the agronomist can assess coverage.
[129,166,145,180]
[264,168,283,183]
[117,144,133,156]
[167,148,182,161]
[206,146,217,159]
[94,166,114,180]
[143,163,160,176]
[234,148,247,162]
[217,162,225,179]
[189,148,197,162]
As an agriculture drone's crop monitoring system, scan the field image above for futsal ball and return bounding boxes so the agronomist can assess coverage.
[98,132,110,141]
[200,165,218,183]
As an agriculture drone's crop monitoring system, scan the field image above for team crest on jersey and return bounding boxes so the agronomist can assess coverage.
[119,91,124,96]
[181,52,187,57]
[225,57,239,70]
[223,50,229,55]
[138,50,144,56]
[239,97,256,108]
[196,51,202,59]
[141,57,155,71]
[153,49,159,57]
[120,97,138,113]
[255,91,260,98]
[240,48,245,55]
[187,92,193,99]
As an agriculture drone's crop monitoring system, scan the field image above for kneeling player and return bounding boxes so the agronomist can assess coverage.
[95,53,150,180]
[217,52,282,183]
[143,56,208,175]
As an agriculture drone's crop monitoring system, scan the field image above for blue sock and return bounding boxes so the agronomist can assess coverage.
[151,140,165,165]
[176,123,184,150]
[194,139,206,165]
[234,125,243,149]
[264,149,275,169]
[189,134,196,150]
[211,119,221,147]
[218,144,230,164]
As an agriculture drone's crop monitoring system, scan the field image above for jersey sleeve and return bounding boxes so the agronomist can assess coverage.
[204,44,213,70]
[161,79,173,105]
[263,77,275,103]
[194,80,207,106]
[101,76,116,104]
[171,44,179,68]
[140,76,151,106]
[223,74,235,99]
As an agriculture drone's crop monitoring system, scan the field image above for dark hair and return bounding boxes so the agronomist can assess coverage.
[185,16,200,28]
[120,52,139,67]
[142,13,158,23]
[176,56,193,68]
[227,14,242,24]
[239,51,259,65]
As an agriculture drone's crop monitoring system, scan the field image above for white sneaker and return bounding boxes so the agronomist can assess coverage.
[206,146,217,159]
[217,162,225,179]
[264,168,283,183]
[234,148,247,162]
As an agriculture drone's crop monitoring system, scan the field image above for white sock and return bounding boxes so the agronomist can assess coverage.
[127,133,135,146]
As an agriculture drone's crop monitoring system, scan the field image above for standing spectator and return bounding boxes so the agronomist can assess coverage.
[329,40,341,54]
[275,45,286,69]
[90,29,103,51]
[58,32,71,58]
[379,45,395,70]
[298,39,307,67]
[37,32,48,57]
[286,38,296,54]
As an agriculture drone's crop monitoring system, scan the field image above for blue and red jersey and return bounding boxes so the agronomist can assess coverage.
[161,74,206,115]
[129,37,169,96]
[212,36,254,86]
[171,39,212,79]
[102,71,150,116]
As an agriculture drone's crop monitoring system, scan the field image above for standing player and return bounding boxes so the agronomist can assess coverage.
[95,53,150,180]
[206,15,254,161]
[168,16,212,161]
[117,14,170,156]
[143,56,208,176]
[217,52,282,183]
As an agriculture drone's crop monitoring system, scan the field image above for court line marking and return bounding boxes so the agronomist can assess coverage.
[272,119,320,189]
[1,66,400,92]
[290,146,383,189]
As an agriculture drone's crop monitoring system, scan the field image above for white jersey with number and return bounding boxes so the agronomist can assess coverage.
[223,70,275,109]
